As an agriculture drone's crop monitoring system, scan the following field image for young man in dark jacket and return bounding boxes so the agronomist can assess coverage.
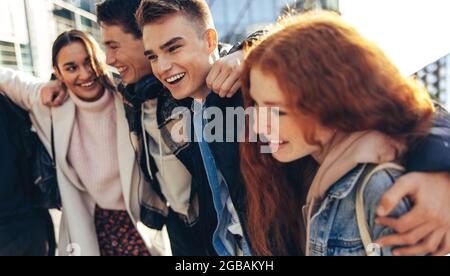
[48,0,245,256]
[0,95,54,256]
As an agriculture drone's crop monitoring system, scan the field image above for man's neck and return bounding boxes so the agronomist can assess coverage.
[192,55,218,102]
[126,73,153,87]
[192,84,211,103]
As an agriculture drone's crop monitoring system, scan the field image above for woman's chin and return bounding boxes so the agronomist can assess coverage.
[272,152,296,163]
[272,149,307,164]
[73,87,104,102]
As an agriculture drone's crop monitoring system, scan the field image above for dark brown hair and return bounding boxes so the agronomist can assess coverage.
[52,29,115,92]
[97,0,143,39]
[136,0,213,35]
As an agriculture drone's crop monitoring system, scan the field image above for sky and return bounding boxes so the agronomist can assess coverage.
[340,0,450,75]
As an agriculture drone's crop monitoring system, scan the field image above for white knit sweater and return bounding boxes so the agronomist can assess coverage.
[68,90,126,211]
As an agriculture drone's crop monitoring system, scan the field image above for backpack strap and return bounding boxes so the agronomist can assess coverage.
[355,163,405,256]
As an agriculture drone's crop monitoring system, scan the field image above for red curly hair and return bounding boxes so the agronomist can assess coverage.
[240,11,434,256]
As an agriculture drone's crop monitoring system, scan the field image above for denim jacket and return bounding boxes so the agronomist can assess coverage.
[308,164,411,256]
[193,99,251,256]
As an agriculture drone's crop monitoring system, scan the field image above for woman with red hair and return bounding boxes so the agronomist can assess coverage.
[241,11,441,256]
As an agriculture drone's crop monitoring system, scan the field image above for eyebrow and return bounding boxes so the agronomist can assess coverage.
[104,40,118,46]
[63,62,76,67]
[144,37,184,57]
[62,57,90,68]
[160,37,184,50]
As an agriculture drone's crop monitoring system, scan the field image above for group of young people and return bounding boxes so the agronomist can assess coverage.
[1,0,450,256]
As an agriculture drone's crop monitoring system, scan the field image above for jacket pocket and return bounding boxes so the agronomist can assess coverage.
[326,238,366,256]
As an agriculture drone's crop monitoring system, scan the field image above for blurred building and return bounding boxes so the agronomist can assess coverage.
[281,0,340,15]
[416,55,450,108]
[1,0,339,78]
[210,0,449,108]
[209,0,339,44]
[0,0,448,109]
[0,0,101,79]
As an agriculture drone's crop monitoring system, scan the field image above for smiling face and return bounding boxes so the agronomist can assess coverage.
[249,67,335,163]
[142,13,218,100]
[54,41,104,102]
[102,24,152,85]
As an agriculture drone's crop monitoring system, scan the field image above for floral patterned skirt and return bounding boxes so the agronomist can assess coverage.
[95,206,151,256]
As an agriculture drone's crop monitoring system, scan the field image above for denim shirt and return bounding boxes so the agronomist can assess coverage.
[193,100,251,256]
[308,164,411,256]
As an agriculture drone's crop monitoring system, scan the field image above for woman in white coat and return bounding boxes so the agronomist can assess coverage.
[0,30,165,256]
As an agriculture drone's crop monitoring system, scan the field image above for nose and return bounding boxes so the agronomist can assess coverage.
[252,107,259,135]
[80,65,93,81]
[157,56,172,75]
[252,107,272,136]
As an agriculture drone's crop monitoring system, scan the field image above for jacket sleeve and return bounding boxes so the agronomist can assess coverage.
[228,30,268,54]
[405,105,450,173]
[0,67,52,143]
[218,43,232,57]
[0,67,44,111]
[363,169,413,256]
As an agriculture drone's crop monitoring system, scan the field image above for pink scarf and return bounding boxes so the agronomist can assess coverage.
[304,131,406,255]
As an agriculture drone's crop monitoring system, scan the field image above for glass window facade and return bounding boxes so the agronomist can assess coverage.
[61,0,97,14]
[209,0,340,43]
[80,16,102,45]
[52,2,101,44]
[0,41,18,70]
[416,55,449,105]
[20,44,34,75]
[53,5,76,35]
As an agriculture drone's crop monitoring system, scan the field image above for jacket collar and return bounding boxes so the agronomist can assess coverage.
[190,90,244,113]
[51,99,82,190]
[325,164,367,200]
[113,93,136,213]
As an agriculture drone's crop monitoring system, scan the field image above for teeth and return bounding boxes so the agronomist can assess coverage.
[270,140,286,145]
[117,67,127,73]
[80,81,95,88]
[166,73,185,84]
